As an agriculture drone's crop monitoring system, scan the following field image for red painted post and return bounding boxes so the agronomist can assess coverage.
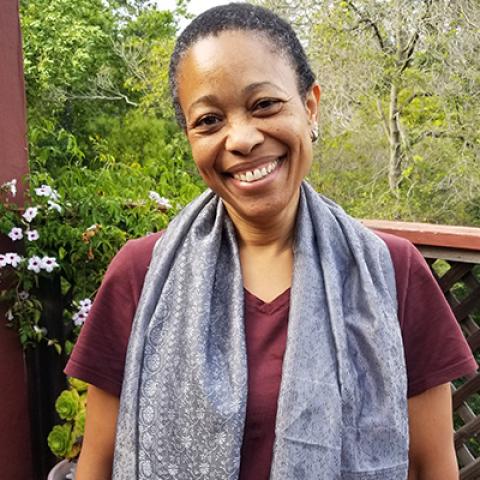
[0,1,33,479]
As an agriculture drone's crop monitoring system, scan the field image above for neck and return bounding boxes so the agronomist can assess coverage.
[224,193,299,252]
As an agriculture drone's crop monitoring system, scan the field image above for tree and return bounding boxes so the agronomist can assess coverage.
[258,0,480,224]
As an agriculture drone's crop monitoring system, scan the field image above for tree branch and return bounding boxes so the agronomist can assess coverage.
[411,130,474,147]
[345,1,387,51]
[399,0,432,74]
[399,31,419,73]
[398,92,433,113]
[66,94,138,107]
[459,3,480,29]
[376,99,390,138]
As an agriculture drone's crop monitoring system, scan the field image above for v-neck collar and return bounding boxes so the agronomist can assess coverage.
[244,287,291,315]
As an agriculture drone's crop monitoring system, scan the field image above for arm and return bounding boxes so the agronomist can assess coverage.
[75,385,120,480]
[407,383,459,480]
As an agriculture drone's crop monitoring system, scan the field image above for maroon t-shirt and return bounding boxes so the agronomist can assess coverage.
[66,230,476,479]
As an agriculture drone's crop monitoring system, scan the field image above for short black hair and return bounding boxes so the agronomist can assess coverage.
[168,2,316,129]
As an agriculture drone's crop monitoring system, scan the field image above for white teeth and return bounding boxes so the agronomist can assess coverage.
[232,159,279,183]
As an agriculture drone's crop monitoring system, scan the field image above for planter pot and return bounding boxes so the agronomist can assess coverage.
[47,459,76,480]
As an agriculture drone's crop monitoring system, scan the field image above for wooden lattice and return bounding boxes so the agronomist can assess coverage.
[426,257,480,480]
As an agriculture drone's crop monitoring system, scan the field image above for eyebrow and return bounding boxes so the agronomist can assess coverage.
[188,95,218,116]
[187,81,288,116]
[242,81,288,96]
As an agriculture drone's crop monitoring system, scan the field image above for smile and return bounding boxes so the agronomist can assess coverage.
[232,159,280,183]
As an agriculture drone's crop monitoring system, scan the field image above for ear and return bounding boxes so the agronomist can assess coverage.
[305,82,321,123]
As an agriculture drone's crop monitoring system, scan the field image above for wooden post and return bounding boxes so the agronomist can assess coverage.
[0,1,33,479]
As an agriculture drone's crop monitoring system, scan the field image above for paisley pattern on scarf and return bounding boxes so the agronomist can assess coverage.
[113,182,408,479]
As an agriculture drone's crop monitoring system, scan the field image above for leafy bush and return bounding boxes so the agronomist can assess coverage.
[0,156,202,351]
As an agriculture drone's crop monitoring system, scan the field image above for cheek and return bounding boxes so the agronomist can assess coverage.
[190,142,215,175]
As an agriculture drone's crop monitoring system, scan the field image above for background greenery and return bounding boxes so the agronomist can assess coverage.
[2,0,203,349]
[261,0,480,224]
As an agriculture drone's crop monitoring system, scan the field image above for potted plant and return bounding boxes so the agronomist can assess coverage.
[47,377,88,480]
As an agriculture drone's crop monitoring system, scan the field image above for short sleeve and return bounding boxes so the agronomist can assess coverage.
[64,232,162,396]
[376,231,477,397]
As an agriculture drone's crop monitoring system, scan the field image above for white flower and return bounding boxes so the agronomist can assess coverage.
[35,184,60,201]
[41,256,59,272]
[26,230,39,241]
[22,207,38,223]
[0,255,7,268]
[73,310,88,326]
[72,315,82,326]
[2,179,17,197]
[35,184,53,197]
[19,291,29,300]
[47,200,62,213]
[72,298,92,326]
[148,191,172,210]
[8,227,23,241]
[148,191,161,202]
[27,256,43,273]
[33,325,47,335]
[79,298,92,309]
[49,189,60,201]
[5,253,22,267]
[5,310,14,321]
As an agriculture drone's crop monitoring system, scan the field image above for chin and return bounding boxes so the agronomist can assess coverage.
[223,194,295,225]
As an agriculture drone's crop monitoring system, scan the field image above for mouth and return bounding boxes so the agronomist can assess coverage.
[230,156,285,184]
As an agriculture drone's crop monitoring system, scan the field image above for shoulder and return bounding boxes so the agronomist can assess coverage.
[105,231,163,288]
[64,231,164,396]
[373,230,418,264]
[371,230,428,305]
[371,230,477,396]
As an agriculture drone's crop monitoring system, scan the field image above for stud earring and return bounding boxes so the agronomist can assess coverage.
[310,122,319,143]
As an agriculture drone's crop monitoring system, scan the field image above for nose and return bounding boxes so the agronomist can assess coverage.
[225,118,264,156]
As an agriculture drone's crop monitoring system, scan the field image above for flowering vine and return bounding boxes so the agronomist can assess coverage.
[1,176,174,352]
[0,179,87,350]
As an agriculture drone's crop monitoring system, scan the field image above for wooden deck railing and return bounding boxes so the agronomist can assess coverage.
[362,220,480,480]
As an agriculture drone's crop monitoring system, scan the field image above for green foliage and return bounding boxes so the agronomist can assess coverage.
[48,425,75,459]
[56,390,82,421]
[1,153,201,349]
[3,0,203,353]
[21,0,113,103]
[48,378,87,460]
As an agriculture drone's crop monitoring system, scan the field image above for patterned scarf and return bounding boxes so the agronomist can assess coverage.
[113,182,408,479]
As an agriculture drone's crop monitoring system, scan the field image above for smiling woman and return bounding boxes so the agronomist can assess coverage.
[177,30,319,226]
[67,4,476,480]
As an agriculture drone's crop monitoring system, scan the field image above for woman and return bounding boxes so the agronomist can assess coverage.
[67,4,476,479]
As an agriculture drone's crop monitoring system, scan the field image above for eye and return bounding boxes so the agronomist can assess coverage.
[194,114,222,129]
[252,98,283,114]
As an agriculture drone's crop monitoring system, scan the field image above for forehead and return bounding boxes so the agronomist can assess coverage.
[176,30,298,105]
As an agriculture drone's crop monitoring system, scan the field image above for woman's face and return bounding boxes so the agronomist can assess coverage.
[177,30,320,223]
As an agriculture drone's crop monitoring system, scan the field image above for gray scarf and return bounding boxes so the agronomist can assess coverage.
[113,182,408,479]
